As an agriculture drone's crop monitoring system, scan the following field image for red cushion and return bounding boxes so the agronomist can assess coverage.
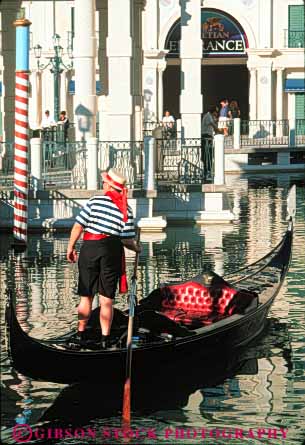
[160,281,237,326]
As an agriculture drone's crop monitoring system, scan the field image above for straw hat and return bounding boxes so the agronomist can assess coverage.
[101,169,127,191]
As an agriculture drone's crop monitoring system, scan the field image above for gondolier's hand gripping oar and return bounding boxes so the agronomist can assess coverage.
[122,229,141,429]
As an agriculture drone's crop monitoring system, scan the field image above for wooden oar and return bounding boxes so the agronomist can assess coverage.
[122,229,141,428]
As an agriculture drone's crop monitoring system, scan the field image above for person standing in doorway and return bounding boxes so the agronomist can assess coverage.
[41,109,56,140]
[41,110,56,165]
[162,110,176,139]
[228,100,240,119]
[218,99,229,136]
[58,110,70,143]
[228,100,241,135]
[66,169,141,350]
[41,110,56,129]
[201,106,219,181]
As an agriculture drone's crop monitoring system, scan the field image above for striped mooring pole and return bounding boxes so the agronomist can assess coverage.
[13,14,31,245]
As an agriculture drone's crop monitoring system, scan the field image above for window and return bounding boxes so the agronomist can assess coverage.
[288,5,305,47]
[296,93,305,136]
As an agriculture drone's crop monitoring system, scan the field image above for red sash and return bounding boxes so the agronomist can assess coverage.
[120,250,128,294]
[83,233,109,241]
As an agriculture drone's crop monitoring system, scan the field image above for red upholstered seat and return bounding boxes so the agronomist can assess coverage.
[160,281,237,326]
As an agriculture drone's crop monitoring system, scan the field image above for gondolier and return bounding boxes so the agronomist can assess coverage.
[66,168,141,349]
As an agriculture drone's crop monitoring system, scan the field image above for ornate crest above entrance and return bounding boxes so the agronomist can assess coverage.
[165,8,248,58]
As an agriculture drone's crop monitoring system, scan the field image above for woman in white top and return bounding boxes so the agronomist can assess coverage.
[162,110,175,139]
[41,110,56,128]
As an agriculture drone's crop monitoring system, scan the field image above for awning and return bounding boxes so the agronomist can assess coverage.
[285,79,305,92]
[68,80,102,95]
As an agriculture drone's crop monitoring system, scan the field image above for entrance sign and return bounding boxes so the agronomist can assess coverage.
[166,8,248,58]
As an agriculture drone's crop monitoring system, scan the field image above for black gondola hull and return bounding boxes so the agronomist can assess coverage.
[6,223,293,384]
[7,294,274,383]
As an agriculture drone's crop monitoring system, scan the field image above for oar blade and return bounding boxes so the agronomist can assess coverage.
[122,377,131,427]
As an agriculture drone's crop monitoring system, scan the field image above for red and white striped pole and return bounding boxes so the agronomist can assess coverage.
[13,14,31,246]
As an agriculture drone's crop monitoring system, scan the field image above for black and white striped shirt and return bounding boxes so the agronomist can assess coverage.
[76,195,135,238]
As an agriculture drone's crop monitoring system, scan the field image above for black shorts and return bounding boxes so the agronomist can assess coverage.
[77,236,123,299]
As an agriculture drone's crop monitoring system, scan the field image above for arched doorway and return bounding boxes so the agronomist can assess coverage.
[163,8,249,120]
[201,64,249,118]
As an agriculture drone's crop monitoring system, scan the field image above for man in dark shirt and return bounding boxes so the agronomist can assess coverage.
[58,110,69,142]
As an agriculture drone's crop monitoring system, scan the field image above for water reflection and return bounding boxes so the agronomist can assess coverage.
[1,175,305,444]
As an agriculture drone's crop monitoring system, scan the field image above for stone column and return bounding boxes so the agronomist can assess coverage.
[86,137,98,190]
[143,64,158,123]
[137,136,167,232]
[143,0,158,51]
[157,61,166,122]
[132,0,144,135]
[248,68,257,121]
[65,70,74,131]
[29,70,42,130]
[214,134,224,185]
[257,63,273,121]
[60,71,67,116]
[233,118,241,150]
[36,71,42,128]
[73,0,97,141]
[1,1,21,141]
[259,0,272,48]
[142,0,158,124]
[96,0,108,141]
[143,136,156,191]
[134,105,142,141]
[276,68,284,137]
[106,0,133,141]
[180,0,202,138]
[30,138,42,191]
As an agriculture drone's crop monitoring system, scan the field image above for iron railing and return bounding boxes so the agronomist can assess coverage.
[1,119,304,190]
[143,121,181,139]
[284,29,305,48]
[35,123,75,143]
[240,120,290,147]
[155,138,214,186]
[98,141,144,189]
[143,121,160,136]
[42,141,87,189]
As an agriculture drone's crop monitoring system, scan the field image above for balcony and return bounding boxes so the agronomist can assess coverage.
[284,29,305,48]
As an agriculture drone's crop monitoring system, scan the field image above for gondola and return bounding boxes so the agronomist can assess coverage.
[5,214,293,384]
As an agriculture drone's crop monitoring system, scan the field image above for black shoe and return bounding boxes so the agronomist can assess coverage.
[100,335,111,349]
[94,335,117,350]
[65,331,87,350]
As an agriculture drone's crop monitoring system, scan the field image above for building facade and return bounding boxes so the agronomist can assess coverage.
[0,0,304,142]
